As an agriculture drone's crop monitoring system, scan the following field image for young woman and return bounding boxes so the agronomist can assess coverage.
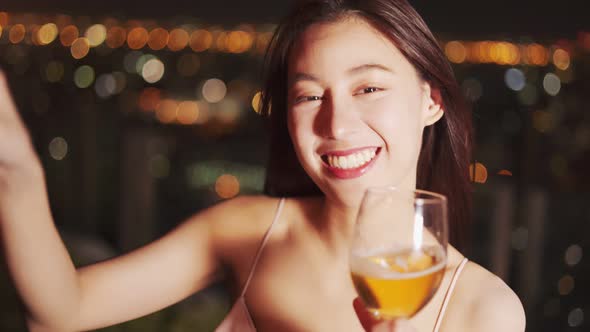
[0,0,525,331]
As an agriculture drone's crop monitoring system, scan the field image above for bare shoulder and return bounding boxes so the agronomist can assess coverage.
[196,195,284,258]
[445,261,526,332]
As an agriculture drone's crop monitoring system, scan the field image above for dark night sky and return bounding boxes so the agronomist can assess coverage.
[2,0,589,39]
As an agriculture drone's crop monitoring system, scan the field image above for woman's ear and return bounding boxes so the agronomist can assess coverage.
[421,82,444,127]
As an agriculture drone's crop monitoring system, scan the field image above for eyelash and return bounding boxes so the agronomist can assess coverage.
[293,86,382,104]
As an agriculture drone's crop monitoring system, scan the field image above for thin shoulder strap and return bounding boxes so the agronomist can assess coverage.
[432,257,469,332]
[239,198,286,297]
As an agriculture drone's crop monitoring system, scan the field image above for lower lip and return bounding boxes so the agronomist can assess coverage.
[323,150,380,179]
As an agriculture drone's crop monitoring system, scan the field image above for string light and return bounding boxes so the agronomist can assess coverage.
[9,24,25,44]
[168,28,189,51]
[148,27,169,50]
[106,26,126,48]
[85,24,107,47]
[127,27,149,50]
[38,23,58,45]
[190,29,213,52]
[70,37,90,59]
[60,25,79,46]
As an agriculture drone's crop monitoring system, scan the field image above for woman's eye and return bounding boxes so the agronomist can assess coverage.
[295,95,322,104]
[361,87,380,94]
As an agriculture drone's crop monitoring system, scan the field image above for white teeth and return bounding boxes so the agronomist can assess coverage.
[325,148,378,170]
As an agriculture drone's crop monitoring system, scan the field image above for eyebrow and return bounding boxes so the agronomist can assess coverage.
[289,63,394,87]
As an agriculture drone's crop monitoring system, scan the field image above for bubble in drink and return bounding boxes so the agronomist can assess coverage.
[350,246,446,318]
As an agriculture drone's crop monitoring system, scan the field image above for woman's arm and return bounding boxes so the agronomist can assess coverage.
[0,73,223,331]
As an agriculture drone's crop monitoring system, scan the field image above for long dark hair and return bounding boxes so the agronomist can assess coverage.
[261,0,473,250]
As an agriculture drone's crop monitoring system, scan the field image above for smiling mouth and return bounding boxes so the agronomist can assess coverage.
[321,147,381,170]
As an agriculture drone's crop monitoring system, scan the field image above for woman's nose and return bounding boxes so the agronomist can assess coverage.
[315,95,360,139]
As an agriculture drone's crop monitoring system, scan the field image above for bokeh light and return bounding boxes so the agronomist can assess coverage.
[226,30,253,53]
[526,44,549,66]
[215,174,240,199]
[190,29,213,52]
[60,25,79,46]
[95,73,117,98]
[568,308,584,327]
[168,28,189,51]
[505,68,526,91]
[0,12,8,26]
[85,24,107,47]
[557,275,574,296]
[251,91,262,113]
[565,244,583,267]
[469,162,488,184]
[135,54,157,74]
[9,24,25,44]
[195,101,210,124]
[215,31,228,51]
[106,26,126,48]
[201,78,227,103]
[74,65,95,88]
[38,23,58,45]
[543,73,561,96]
[30,25,42,46]
[70,37,90,59]
[177,101,200,125]
[141,58,165,83]
[138,87,161,112]
[45,61,65,83]
[156,99,178,123]
[255,32,272,54]
[445,41,467,64]
[552,49,570,70]
[49,137,68,160]
[148,27,169,50]
[461,78,483,102]
[127,27,149,50]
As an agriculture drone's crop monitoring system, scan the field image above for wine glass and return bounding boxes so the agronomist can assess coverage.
[350,187,448,319]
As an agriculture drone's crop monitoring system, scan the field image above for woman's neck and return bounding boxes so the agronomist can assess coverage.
[306,196,359,255]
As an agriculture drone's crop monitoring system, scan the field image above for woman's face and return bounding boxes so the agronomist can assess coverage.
[287,17,443,207]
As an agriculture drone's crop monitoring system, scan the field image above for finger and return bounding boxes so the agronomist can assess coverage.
[353,297,378,331]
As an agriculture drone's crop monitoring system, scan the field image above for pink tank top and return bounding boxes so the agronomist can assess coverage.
[214,198,468,332]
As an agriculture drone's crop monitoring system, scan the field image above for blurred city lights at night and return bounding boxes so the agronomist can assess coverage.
[141,58,165,83]
[60,25,79,46]
[215,174,240,199]
[202,78,227,103]
[85,24,107,47]
[70,37,90,59]
[74,65,95,88]
[49,137,69,160]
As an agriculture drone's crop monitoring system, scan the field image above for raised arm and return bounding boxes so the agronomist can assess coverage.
[0,72,222,331]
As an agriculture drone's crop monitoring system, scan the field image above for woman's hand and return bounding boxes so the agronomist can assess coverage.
[353,298,417,332]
